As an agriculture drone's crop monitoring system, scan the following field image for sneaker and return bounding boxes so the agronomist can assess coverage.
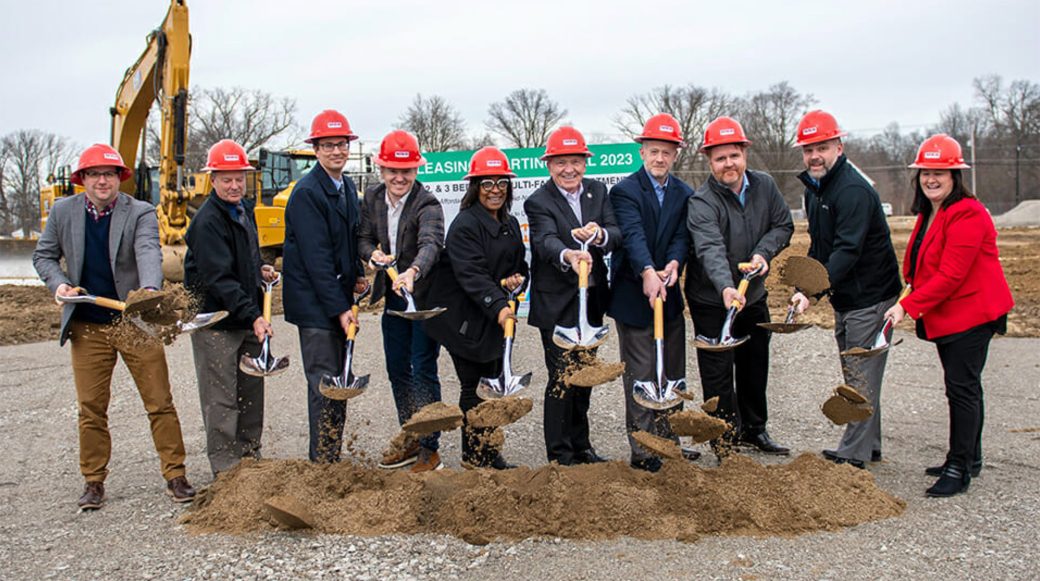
[410,448,444,473]
[379,434,421,469]
[78,481,105,511]
[166,476,196,503]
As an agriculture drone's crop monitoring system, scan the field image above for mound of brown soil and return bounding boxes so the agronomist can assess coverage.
[264,495,316,530]
[403,402,464,434]
[184,455,905,543]
[631,431,681,459]
[467,397,533,428]
[668,410,731,443]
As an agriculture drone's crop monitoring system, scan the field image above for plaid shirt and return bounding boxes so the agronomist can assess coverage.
[85,198,115,222]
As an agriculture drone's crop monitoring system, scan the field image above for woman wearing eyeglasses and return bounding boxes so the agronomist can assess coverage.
[883,134,1013,498]
[424,147,529,469]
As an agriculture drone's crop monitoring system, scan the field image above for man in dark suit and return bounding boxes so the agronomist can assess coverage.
[283,110,369,463]
[608,113,695,472]
[525,126,621,465]
[359,130,446,473]
[33,143,195,510]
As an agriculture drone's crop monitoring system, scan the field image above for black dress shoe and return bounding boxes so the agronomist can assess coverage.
[825,449,881,463]
[681,446,701,461]
[926,465,971,497]
[574,449,607,464]
[738,431,790,455]
[926,459,982,478]
[630,457,662,473]
[832,457,866,470]
[871,450,883,462]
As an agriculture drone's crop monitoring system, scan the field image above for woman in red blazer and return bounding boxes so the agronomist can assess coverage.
[885,134,1014,498]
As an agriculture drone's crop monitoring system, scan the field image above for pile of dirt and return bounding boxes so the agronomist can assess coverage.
[667,410,731,443]
[402,402,464,434]
[0,285,59,345]
[466,397,533,428]
[822,385,874,425]
[631,430,681,459]
[184,455,906,543]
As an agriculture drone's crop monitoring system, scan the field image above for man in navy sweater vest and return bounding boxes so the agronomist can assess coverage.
[33,144,196,511]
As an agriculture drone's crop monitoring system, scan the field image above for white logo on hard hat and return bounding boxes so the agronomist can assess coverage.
[327,121,343,129]
[719,128,735,136]
[562,139,579,146]
[224,154,240,162]
[659,125,675,133]
[394,151,410,159]
[486,159,503,167]
[103,153,120,161]
[924,151,941,159]
[803,126,818,136]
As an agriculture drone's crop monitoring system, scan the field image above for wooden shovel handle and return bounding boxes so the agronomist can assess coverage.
[386,267,399,282]
[347,304,359,340]
[504,300,516,339]
[578,259,589,289]
[262,288,273,322]
[653,297,664,340]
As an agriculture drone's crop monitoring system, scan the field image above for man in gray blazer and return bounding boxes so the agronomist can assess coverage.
[359,130,446,472]
[33,144,196,511]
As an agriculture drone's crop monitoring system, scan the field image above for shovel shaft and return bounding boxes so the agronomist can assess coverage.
[387,266,399,282]
[347,305,359,340]
[578,259,589,289]
[93,296,128,311]
[262,288,272,322]
[653,297,663,340]
[504,300,516,338]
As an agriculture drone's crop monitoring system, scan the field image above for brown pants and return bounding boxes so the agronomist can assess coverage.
[69,320,187,482]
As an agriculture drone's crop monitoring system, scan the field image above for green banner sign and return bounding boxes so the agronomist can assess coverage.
[418,143,641,181]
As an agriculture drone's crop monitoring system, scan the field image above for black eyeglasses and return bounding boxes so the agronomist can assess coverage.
[479,178,510,192]
[317,141,350,152]
[83,170,119,180]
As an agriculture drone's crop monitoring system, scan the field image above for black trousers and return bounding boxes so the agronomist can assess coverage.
[690,298,771,435]
[298,328,347,463]
[935,325,993,469]
[539,328,594,464]
[448,352,503,466]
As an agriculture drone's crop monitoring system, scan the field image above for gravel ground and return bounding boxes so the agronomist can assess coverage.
[1,314,1038,580]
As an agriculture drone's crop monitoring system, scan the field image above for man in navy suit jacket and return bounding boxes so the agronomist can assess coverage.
[608,113,694,472]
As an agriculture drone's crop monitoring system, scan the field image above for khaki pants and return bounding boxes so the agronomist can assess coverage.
[69,320,187,482]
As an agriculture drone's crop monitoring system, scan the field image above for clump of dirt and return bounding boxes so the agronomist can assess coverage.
[381,429,420,462]
[701,396,720,413]
[184,455,905,543]
[319,385,366,401]
[402,402,464,434]
[467,397,533,428]
[109,283,200,349]
[840,346,874,357]
[564,361,625,388]
[821,385,874,425]
[781,256,830,296]
[264,495,316,530]
[631,430,681,459]
[667,410,731,443]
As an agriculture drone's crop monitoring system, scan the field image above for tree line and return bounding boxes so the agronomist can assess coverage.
[2,75,1037,237]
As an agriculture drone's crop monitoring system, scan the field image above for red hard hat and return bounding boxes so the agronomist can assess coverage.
[377,130,425,169]
[794,110,847,147]
[909,134,970,170]
[305,109,358,144]
[700,116,751,152]
[202,139,255,172]
[635,113,684,145]
[541,126,592,160]
[70,143,132,185]
[464,146,516,179]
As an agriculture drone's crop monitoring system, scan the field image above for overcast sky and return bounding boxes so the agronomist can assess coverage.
[4,0,1038,152]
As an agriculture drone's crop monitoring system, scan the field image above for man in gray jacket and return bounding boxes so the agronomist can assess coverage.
[33,144,195,510]
[685,117,794,458]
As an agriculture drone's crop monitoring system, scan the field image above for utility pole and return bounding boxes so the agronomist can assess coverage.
[1015,143,1021,206]
[970,122,977,196]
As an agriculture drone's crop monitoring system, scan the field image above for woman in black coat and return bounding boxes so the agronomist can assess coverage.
[423,147,529,469]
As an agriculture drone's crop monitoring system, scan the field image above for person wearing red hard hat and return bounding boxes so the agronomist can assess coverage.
[283,109,370,463]
[685,116,794,459]
[608,113,696,472]
[524,126,621,465]
[184,139,279,476]
[424,146,529,470]
[881,134,1013,497]
[33,143,196,510]
[358,130,447,472]
[793,109,902,470]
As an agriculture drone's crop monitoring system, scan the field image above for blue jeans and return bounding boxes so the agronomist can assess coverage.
[383,292,442,450]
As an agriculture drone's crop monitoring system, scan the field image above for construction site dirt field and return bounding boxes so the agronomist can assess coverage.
[2,222,1039,579]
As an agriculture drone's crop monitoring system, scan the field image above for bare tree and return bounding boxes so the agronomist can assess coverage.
[973,75,1040,205]
[399,94,467,152]
[614,84,733,171]
[486,89,567,148]
[934,102,989,148]
[465,132,498,150]
[0,130,76,237]
[735,82,815,205]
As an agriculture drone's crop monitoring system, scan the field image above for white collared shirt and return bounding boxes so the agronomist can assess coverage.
[386,191,410,257]
[555,182,610,268]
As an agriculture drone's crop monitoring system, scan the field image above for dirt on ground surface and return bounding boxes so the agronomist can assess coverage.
[466,397,534,429]
[184,454,904,544]
[403,402,465,434]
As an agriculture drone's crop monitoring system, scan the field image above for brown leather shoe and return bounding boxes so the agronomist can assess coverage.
[166,476,196,503]
[78,481,105,511]
[410,448,444,473]
[379,435,421,469]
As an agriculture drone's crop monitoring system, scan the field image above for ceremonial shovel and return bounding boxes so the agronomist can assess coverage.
[694,262,763,352]
[58,288,227,337]
[476,278,532,400]
[374,257,446,321]
[319,286,371,400]
[757,296,813,334]
[552,227,609,351]
[239,274,290,377]
[839,286,911,359]
[633,296,685,410]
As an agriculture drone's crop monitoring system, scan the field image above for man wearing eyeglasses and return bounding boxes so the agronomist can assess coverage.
[33,143,196,511]
[524,127,620,466]
[283,110,370,463]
